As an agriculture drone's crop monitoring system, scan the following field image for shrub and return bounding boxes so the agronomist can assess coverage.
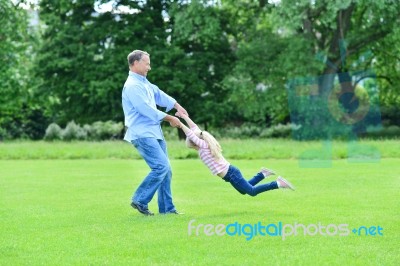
[364,125,400,139]
[0,127,10,141]
[44,123,63,141]
[61,121,87,141]
[260,123,301,138]
[43,120,125,141]
[213,124,263,139]
[86,121,123,140]
[211,123,299,139]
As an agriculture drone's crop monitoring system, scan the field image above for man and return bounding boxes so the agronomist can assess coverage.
[122,50,188,216]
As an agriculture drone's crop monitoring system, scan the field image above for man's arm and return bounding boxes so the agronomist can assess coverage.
[174,102,188,117]
[152,84,188,117]
[151,84,189,118]
[163,115,181,128]
[176,112,197,129]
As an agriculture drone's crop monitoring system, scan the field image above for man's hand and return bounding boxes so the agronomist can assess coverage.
[175,111,187,118]
[174,103,188,117]
[164,115,181,128]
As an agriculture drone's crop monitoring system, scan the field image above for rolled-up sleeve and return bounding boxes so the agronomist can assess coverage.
[152,84,177,112]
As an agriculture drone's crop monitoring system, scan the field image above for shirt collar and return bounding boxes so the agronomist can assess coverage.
[129,71,147,82]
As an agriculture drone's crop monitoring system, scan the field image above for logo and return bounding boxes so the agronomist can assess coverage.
[188,219,383,241]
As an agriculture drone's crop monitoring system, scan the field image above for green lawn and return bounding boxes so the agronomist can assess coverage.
[0,158,399,265]
[0,139,399,160]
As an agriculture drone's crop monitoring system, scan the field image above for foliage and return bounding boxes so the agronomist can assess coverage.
[1,0,400,140]
[44,123,63,141]
[36,0,173,124]
[364,125,400,139]
[260,123,301,138]
[44,120,123,141]
[84,120,124,140]
[166,0,236,126]
[0,1,45,140]
[0,1,28,123]
[61,121,87,141]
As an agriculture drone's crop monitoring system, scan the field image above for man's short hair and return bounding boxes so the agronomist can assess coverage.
[127,50,150,66]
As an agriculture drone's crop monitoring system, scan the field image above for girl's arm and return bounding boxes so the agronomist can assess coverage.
[179,122,192,135]
[176,112,198,129]
[179,122,208,148]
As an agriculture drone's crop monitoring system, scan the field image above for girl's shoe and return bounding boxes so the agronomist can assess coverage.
[261,167,275,177]
[277,176,295,190]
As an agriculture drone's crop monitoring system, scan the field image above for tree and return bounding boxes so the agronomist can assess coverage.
[219,0,320,125]
[165,0,236,128]
[274,0,400,97]
[271,0,400,138]
[36,0,173,125]
[0,0,43,139]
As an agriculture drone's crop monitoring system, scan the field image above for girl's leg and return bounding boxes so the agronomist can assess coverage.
[248,168,275,186]
[251,181,279,196]
[226,166,278,196]
[247,172,264,186]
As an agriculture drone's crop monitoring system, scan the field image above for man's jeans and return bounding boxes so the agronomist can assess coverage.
[131,138,175,213]
[223,165,278,196]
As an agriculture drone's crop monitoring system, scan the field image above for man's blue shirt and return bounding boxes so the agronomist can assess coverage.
[122,71,176,141]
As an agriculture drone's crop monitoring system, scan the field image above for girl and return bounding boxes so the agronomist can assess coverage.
[177,113,295,196]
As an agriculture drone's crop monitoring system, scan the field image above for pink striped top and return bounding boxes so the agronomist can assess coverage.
[185,125,230,176]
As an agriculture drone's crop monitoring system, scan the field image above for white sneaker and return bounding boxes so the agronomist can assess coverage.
[261,167,275,178]
[277,176,295,191]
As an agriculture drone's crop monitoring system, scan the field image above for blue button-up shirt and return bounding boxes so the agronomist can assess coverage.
[122,71,176,141]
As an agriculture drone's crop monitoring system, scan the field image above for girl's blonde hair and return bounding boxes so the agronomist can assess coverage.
[202,131,223,161]
[186,128,223,161]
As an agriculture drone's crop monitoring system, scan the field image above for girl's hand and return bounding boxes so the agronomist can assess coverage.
[175,112,187,118]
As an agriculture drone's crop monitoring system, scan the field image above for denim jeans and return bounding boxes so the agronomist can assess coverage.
[131,138,175,213]
[223,165,278,196]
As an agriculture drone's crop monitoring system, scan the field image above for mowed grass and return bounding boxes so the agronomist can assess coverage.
[0,139,399,159]
[0,158,399,265]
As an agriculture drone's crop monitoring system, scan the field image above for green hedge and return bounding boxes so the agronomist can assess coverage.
[44,120,124,141]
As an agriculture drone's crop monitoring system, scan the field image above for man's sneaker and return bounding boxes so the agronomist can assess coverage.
[277,176,295,191]
[163,210,184,215]
[131,202,154,216]
[261,167,275,178]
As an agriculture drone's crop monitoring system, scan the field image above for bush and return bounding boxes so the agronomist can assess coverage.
[260,123,301,138]
[61,121,87,141]
[0,127,11,141]
[86,121,123,140]
[44,123,63,141]
[212,125,262,139]
[210,123,299,139]
[363,125,400,139]
[44,120,123,141]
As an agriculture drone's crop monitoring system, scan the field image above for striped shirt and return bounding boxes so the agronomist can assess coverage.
[185,125,230,176]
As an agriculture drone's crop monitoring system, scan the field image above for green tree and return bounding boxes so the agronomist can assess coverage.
[220,0,319,125]
[274,0,400,96]
[0,0,43,139]
[36,0,173,125]
[221,0,400,128]
[165,0,236,128]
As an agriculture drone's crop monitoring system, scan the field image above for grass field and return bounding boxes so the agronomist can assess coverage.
[1,154,399,265]
[0,139,399,160]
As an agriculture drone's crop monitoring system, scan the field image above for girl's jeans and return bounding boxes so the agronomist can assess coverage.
[222,165,278,196]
